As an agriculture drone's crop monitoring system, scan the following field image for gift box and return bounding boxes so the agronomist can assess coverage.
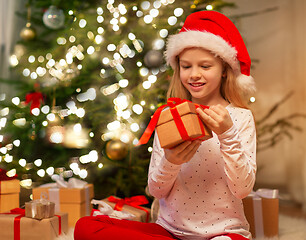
[32,179,94,227]
[95,196,151,223]
[0,179,20,213]
[242,189,279,239]
[25,199,55,220]
[156,101,212,148]
[0,209,68,240]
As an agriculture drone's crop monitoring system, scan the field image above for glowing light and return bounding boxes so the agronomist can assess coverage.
[37,169,45,177]
[153,1,162,8]
[6,169,16,177]
[122,110,131,119]
[97,7,103,15]
[76,108,85,118]
[97,27,104,34]
[139,67,149,76]
[132,104,143,115]
[79,169,88,179]
[70,162,79,170]
[19,159,27,167]
[69,36,76,42]
[250,97,256,103]
[102,57,110,65]
[57,37,67,45]
[159,29,168,38]
[46,113,56,121]
[0,147,6,155]
[118,79,129,88]
[141,1,150,10]
[95,35,103,44]
[107,44,116,51]
[142,81,151,89]
[28,55,35,63]
[34,159,42,167]
[31,108,40,116]
[41,105,50,114]
[107,120,121,131]
[114,93,128,110]
[49,129,64,143]
[206,5,213,10]
[174,8,184,17]
[140,101,146,105]
[13,118,26,127]
[42,121,48,126]
[4,154,13,163]
[118,4,127,14]
[150,9,159,18]
[144,15,153,24]
[148,75,157,83]
[30,72,38,79]
[97,15,104,23]
[136,11,144,17]
[148,147,153,152]
[87,46,95,55]
[120,17,127,24]
[9,55,19,66]
[73,123,82,133]
[168,16,177,25]
[46,167,54,175]
[20,179,32,188]
[23,68,30,76]
[128,33,136,40]
[98,163,103,168]
[13,140,20,147]
[12,97,20,105]
[79,19,87,28]
[153,39,165,49]
[130,123,140,132]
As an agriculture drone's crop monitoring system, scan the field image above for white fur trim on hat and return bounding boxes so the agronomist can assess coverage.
[165,30,240,75]
[236,74,256,93]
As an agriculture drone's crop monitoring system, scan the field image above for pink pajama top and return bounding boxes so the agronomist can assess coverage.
[148,104,256,240]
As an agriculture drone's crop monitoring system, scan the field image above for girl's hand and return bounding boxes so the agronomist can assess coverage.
[196,104,233,135]
[164,140,202,165]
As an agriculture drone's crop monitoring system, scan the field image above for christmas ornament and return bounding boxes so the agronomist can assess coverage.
[105,140,128,161]
[20,6,36,41]
[43,5,65,29]
[20,23,36,41]
[25,86,44,112]
[144,50,163,68]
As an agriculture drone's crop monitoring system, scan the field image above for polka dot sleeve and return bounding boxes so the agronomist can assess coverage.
[218,108,257,199]
[147,132,181,199]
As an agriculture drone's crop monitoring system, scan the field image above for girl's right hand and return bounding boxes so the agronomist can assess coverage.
[164,140,202,165]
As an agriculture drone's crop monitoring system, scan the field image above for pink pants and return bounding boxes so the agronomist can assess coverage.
[74,215,249,240]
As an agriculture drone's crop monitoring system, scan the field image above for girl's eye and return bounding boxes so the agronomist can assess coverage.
[181,65,190,69]
[201,65,210,69]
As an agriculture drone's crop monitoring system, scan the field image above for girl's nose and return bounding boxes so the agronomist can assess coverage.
[190,68,201,80]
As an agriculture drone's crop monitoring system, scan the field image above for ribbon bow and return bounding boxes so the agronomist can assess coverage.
[137,98,208,146]
[0,168,18,181]
[107,195,150,222]
[0,208,25,240]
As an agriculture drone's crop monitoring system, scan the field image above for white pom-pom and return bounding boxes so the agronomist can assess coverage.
[236,74,256,94]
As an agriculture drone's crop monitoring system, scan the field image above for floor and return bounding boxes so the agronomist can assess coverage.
[279,200,306,219]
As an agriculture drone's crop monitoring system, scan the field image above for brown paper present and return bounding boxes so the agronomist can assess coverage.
[25,199,55,220]
[0,211,68,240]
[156,101,212,148]
[242,189,279,239]
[0,179,20,213]
[32,184,94,226]
[102,196,151,223]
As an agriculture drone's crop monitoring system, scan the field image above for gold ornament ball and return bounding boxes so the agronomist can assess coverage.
[20,24,36,41]
[106,140,129,161]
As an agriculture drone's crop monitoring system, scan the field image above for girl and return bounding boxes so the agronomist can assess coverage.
[74,10,256,240]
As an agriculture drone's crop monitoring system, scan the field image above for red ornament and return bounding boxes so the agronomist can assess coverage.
[25,91,44,111]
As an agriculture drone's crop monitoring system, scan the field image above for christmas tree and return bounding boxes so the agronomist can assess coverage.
[0,0,234,200]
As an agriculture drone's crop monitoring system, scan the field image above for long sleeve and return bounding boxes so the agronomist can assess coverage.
[218,108,257,199]
[147,132,181,199]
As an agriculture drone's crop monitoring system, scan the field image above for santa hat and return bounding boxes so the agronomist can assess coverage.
[165,10,255,93]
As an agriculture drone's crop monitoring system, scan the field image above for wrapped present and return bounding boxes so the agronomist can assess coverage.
[242,189,279,239]
[25,199,55,220]
[32,177,94,226]
[94,195,151,223]
[0,208,68,240]
[137,98,212,149]
[0,169,20,213]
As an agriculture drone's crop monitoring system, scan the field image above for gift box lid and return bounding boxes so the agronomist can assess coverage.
[157,101,197,126]
[0,179,20,194]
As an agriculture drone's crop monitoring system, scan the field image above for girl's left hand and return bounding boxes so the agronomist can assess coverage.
[196,104,233,135]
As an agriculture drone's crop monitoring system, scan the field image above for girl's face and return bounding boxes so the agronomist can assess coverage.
[179,48,225,105]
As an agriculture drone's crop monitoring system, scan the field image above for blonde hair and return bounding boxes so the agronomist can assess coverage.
[167,57,249,109]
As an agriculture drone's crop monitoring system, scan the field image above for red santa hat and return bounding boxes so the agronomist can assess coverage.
[165,10,255,93]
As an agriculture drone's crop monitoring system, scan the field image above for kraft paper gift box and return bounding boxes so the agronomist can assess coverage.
[242,189,279,239]
[0,179,20,213]
[95,196,151,223]
[0,210,68,240]
[25,199,55,220]
[32,178,94,227]
[156,101,212,149]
